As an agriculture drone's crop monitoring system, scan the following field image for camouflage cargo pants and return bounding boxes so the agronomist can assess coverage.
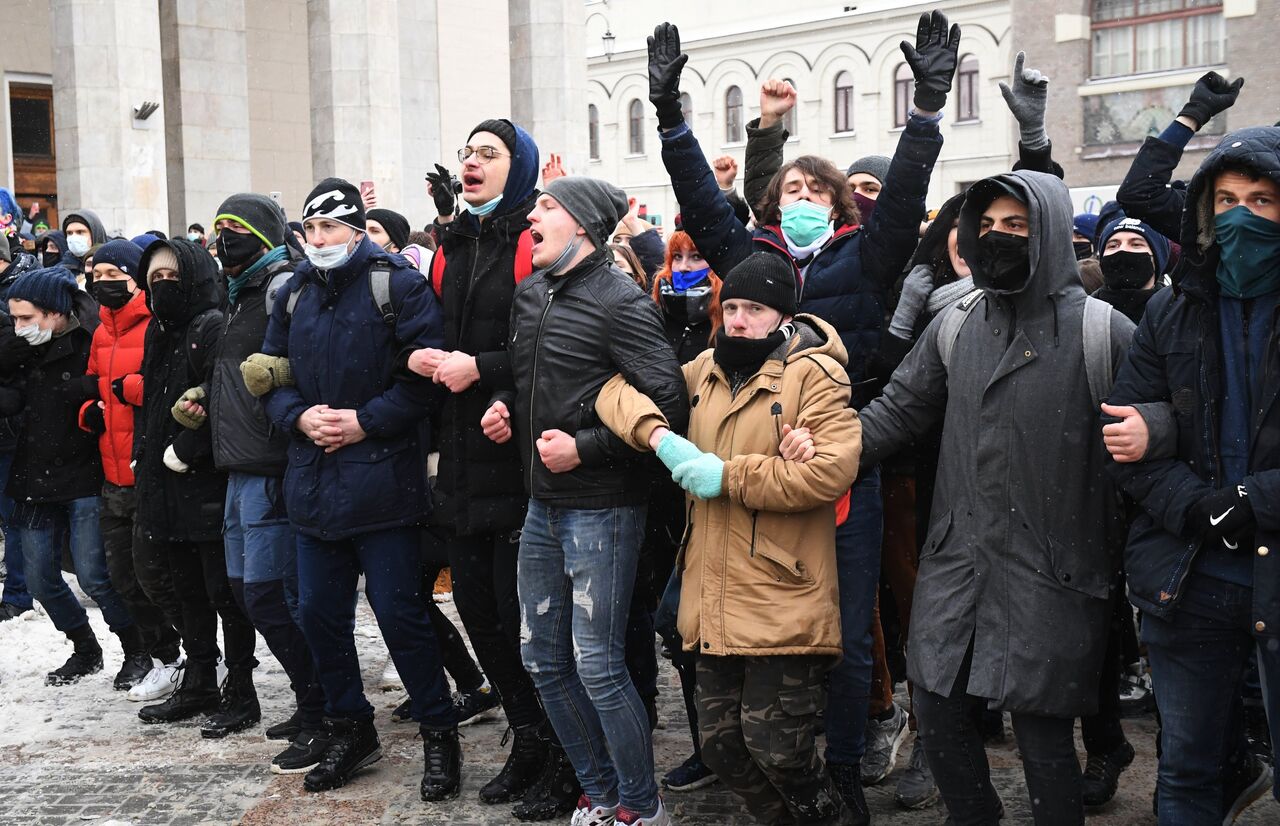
[697,654,844,824]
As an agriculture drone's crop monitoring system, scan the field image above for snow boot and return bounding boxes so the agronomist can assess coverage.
[201,667,261,738]
[46,624,103,686]
[480,723,547,804]
[303,717,382,793]
[420,725,462,802]
[138,659,220,723]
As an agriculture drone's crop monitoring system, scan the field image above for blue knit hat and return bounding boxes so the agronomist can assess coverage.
[7,266,78,315]
[1073,213,1101,241]
[93,239,143,277]
[1098,214,1172,276]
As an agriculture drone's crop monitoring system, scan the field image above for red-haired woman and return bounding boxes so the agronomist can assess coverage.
[649,231,722,364]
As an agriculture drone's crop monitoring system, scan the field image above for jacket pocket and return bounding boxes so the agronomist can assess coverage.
[919,510,953,560]
[753,533,815,585]
[1047,534,1111,600]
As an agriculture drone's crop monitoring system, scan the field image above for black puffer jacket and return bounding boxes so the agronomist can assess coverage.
[499,249,688,508]
[434,194,536,535]
[0,315,101,503]
[208,254,295,477]
[133,240,227,542]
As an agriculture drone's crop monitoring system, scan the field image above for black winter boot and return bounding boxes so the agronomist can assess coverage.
[113,625,153,690]
[480,724,547,804]
[303,718,382,793]
[138,660,220,723]
[420,726,462,802]
[512,728,581,821]
[46,624,104,686]
[828,763,870,826]
[201,668,261,738]
[265,707,303,741]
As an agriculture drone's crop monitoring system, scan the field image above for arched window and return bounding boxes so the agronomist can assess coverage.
[679,92,693,124]
[588,104,600,160]
[725,86,743,143]
[628,99,644,155]
[834,71,853,133]
[894,62,914,127]
[782,78,797,135]
[956,55,979,122]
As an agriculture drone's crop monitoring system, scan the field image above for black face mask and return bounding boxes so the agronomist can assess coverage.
[148,280,186,326]
[974,230,1032,293]
[42,250,61,268]
[1100,249,1155,291]
[216,229,262,270]
[92,280,133,311]
[1073,240,1094,261]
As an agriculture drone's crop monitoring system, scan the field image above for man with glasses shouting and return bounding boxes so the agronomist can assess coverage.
[412,120,585,820]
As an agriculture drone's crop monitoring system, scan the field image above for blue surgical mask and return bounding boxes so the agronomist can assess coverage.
[1215,206,1280,299]
[671,267,710,293]
[465,194,503,218]
[780,200,833,248]
[186,232,201,242]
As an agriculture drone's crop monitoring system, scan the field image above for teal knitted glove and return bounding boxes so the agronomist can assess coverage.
[655,431,703,472]
[672,453,725,500]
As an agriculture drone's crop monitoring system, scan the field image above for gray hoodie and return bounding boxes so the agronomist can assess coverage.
[61,208,107,245]
[858,170,1136,717]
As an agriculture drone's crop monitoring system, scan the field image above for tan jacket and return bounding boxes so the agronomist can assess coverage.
[596,315,861,657]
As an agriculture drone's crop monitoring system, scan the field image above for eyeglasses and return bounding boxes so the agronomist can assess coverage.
[458,145,509,164]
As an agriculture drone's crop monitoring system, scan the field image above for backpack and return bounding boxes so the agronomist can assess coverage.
[936,291,1116,408]
[429,228,535,300]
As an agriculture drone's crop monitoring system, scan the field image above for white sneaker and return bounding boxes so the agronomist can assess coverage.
[381,658,402,690]
[571,794,617,826]
[127,657,185,702]
[616,799,670,826]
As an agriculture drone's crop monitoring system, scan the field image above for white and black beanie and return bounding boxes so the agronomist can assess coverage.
[302,177,366,233]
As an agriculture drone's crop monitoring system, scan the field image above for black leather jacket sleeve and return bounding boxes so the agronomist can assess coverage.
[575,282,688,467]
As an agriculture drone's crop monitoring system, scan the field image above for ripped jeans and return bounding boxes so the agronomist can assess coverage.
[517,499,659,814]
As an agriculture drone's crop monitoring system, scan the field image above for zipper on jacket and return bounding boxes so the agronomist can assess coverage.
[458,237,482,342]
[748,510,759,558]
[529,287,556,488]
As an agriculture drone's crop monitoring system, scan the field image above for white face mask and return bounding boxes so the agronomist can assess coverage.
[304,230,357,271]
[15,324,52,346]
[67,235,91,257]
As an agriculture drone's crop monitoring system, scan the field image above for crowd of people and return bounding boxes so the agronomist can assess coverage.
[0,9,1278,826]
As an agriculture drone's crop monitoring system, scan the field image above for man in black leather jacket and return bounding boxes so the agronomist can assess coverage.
[482,176,687,825]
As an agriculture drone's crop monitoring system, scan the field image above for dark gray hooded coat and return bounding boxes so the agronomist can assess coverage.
[859,170,1135,717]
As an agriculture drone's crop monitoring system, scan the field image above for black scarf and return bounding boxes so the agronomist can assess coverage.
[1093,287,1158,325]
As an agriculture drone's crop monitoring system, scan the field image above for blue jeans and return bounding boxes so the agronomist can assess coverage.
[296,526,455,728]
[16,496,133,634]
[518,499,658,813]
[1143,572,1280,824]
[0,451,31,610]
[825,468,884,767]
[226,472,324,729]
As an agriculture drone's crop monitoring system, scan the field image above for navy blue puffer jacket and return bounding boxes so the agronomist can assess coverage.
[262,236,443,540]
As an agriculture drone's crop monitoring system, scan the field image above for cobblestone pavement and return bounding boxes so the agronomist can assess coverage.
[1,592,1276,825]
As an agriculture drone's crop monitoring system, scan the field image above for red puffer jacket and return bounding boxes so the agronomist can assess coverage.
[79,291,149,486]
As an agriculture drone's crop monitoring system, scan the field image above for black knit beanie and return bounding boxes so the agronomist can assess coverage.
[366,208,410,251]
[302,177,366,233]
[719,252,798,315]
[469,119,519,155]
[214,193,288,249]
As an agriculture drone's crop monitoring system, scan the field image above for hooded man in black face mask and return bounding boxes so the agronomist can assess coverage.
[1092,215,1172,324]
[854,170,1136,825]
